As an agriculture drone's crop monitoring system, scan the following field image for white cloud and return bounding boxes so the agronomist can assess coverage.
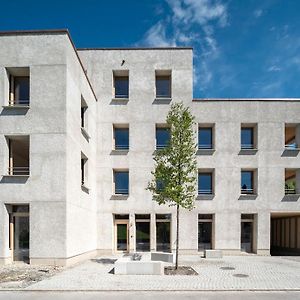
[254,9,263,18]
[268,65,281,72]
[138,0,228,89]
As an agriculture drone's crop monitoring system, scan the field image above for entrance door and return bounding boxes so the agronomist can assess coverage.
[136,222,150,251]
[156,221,171,252]
[198,222,212,250]
[241,222,253,253]
[115,221,129,252]
[12,214,29,262]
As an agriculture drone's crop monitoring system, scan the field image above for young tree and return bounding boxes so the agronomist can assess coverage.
[147,102,197,269]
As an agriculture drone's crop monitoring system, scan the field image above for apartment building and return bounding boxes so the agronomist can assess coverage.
[0,30,299,266]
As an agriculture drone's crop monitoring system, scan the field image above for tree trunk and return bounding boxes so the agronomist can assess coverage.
[175,204,179,269]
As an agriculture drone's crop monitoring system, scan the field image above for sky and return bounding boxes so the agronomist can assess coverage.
[0,0,299,98]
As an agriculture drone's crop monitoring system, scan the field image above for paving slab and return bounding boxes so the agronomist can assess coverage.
[23,255,300,291]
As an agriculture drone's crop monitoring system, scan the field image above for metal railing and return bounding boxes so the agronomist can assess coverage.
[241,144,254,150]
[285,188,296,195]
[114,94,129,99]
[198,189,213,195]
[156,94,171,98]
[115,189,129,195]
[156,144,168,150]
[8,167,30,176]
[285,143,298,150]
[241,188,254,194]
[115,144,129,150]
[198,144,213,150]
[8,99,30,106]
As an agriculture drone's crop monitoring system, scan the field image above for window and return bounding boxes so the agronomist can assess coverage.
[285,124,299,150]
[81,97,88,129]
[135,214,150,252]
[113,126,129,150]
[285,169,297,195]
[156,214,171,252]
[156,126,170,149]
[155,71,171,98]
[241,127,254,149]
[198,214,213,251]
[7,67,30,106]
[114,170,129,195]
[198,126,213,150]
[113,71,129,99]
[198,172,213,195]
[81,153,88,190]
[7,136,30,175]
[241,170,254,194]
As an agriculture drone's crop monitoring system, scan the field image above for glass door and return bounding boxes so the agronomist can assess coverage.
[116,222,128,252]
[241,221,253,253]
[156,221,171,252]
[198,222,212,250]
[13,214,29,262]
[136,222,150,251]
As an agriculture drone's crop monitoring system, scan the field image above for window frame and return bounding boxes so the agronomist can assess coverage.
[113,170,129,195]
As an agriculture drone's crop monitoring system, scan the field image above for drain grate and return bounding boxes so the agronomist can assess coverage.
[220,266,235,270]
[233,273,249,278]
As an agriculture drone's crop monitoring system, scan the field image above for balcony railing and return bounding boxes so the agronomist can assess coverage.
[8,100,30,106]
[285,188,296,195]
[115,144,129,150]
[285,143,298,150]
[198,189,213,195]
[198,144,213,150]
[115,188,129,195]
[114,94,129,99]
[156,144,168,150]
[8,167,30,176]
[241,188,254,195]
[156,94,171,98]
[241,144,254,150]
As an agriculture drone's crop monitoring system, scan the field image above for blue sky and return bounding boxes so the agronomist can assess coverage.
[0,0,299,98]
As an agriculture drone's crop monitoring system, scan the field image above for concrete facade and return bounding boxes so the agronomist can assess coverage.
[0,30,299,265]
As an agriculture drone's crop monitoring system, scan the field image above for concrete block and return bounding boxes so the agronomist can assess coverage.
[114,257,164,275]
[151,252,175,263]
[204,250,223,258]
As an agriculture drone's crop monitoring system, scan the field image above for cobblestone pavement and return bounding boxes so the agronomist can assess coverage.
[26,255,300,291]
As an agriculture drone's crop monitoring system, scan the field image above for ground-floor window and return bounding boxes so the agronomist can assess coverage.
[241,214,254,253]
[8,204,30,262]
[114,214,129,252]
[156,214,171,252]
[198,214,213,251]
[135,214,150,252]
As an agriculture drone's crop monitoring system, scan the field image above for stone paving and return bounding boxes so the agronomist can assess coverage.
[26,255,300,291]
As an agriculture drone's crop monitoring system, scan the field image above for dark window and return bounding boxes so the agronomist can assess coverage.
[156,220,171,252]
[114,171,129,195]
[241,171,253,194]
[114,128,129,150]
[156,179,165,192]
[198,173,213,195]
[241,128,254,149]
[156,75,171,98]
[13,76,30,104]
[198,222,212,250]
[114,76,129,98]
[156,128,170,149]
[81,107,86,128]
[136,220,150,251]
[81,157,88,186]
[198,127,213,149]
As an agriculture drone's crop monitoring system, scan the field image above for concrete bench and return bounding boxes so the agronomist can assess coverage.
[204,249,223,259]
[114,257,164,275]
[151,252,175,263]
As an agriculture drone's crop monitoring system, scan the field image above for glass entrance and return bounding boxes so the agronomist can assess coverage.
[116,223,128,252]
[198,222,212,250]
[13,215,29,262]
[156,221,171,252]
[136,222,150,251]
[241,222,253,253]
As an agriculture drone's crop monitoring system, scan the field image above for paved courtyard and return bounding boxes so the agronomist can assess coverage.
[21,255,300,291]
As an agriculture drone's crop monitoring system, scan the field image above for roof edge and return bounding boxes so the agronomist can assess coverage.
[193,98,300,102]
[77,47,193,50]
[0,29,98,102]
